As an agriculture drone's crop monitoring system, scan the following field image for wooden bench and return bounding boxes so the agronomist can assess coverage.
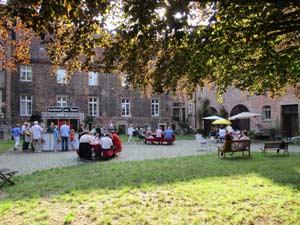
[218,140,251,158]
[0,168,18,186]
[261,141,289,156]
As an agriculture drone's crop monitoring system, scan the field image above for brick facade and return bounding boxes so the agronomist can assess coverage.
[199,87,300,137]
[6,38,193,135]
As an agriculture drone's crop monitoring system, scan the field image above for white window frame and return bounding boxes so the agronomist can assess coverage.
[56,68,66,84]
[88,72,99,86]
[121,99,130,117]
[20,65,32,81]
[20,95,32,116]
[262,105,271,121]
[151,99,159,116]
[88,97,99,116]
[56,96,68,107]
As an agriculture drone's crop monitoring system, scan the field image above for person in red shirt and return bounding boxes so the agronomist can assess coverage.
[108,132,122,154]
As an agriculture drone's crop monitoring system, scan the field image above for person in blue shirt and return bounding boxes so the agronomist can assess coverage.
[11,124,21,151]
[53,125,60,151]
[59,121,70,151]
[164,127,174,140]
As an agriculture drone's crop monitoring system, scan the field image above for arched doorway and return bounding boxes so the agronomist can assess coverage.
[203,107,218,135]
[230,105,250,131]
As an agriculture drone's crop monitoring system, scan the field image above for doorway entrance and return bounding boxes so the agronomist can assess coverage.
[282,104,299,137]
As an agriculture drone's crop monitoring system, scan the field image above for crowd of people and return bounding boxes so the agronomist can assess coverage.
[126,125,174,143]
[11,121,44,152]
[10,121,122,156]
[209,124,250,142]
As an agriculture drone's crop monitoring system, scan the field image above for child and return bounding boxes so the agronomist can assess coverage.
[69,129,77,151]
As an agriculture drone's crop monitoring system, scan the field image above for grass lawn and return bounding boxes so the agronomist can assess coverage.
[0,140,14,155]
[1,153,300,224]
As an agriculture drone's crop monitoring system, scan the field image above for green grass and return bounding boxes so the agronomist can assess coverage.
[0,140,14,155]
[1,153,300,224]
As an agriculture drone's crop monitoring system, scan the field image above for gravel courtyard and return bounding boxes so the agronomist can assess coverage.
[1,140,299,175]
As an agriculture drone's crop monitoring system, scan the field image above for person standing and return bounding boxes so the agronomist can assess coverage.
[53,125,60,151]
[24,122,32,151]
[31,121,43,152]
[60,121,70,151]
[127,124,134,143]
[21,122,27,151]
[69,129,77,151]
[11,123,21,151]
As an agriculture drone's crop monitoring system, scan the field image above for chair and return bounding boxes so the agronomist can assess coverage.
[0,168,18,186]
[195,134,208,151]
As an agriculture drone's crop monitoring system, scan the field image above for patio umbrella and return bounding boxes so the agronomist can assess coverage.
[202,115,225,120]
[212,119,232,125]
[229,112,262,120]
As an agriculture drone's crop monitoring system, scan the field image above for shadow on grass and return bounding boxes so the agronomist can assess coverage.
[3,152,300,200]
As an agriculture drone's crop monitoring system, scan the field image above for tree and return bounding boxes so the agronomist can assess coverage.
[0,3,31,71]
[3,0,300,97]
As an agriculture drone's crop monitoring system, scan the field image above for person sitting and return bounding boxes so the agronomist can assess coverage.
[237,130,250,150]
[100,134,113,152]
[108,132,122,153]
[233,127,241,140]
[218,133,233,156]
[78,130,93,160]
[240,130,250,140]
[155,126,164,144]
[164,127,174,141]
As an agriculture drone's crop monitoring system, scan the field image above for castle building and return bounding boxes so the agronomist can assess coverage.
[0,38,195,138]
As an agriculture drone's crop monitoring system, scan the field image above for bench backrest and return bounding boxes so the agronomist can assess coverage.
[264,142,288,149]
[231,140,251,150]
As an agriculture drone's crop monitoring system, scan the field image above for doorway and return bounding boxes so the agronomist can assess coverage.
[282,104,299,137]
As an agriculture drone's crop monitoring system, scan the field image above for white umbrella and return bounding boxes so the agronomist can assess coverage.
[229,112,262,120]
[202,115,224,120]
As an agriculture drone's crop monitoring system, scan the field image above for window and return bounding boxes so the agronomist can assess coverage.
[88,97,98,116]
[56,68,66,84]
[262,105,271,120]
[121,99,130,116]
[56,96,68,107]
[151,99,159,116]
[88,72,99,86]
[20,95,32,116]
[20,65,32,81]
[188,103,193,115]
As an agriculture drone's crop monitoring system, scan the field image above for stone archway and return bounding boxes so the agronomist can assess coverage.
[230,104,250,131]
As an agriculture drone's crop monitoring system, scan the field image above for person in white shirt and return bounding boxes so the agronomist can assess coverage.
[100,134,113,150]
[31,121,43,152]
[78,131,93,160]
[218,127,226,143]
[226,125,234,135]
[127,125,134,143]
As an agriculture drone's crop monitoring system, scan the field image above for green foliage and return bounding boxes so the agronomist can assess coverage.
[219,105,228,119]
[2,1,300,96]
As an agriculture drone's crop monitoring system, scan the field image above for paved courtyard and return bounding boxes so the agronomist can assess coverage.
[1,140,300,175]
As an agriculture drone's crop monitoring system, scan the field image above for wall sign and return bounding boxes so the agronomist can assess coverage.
[47,107,79,113]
